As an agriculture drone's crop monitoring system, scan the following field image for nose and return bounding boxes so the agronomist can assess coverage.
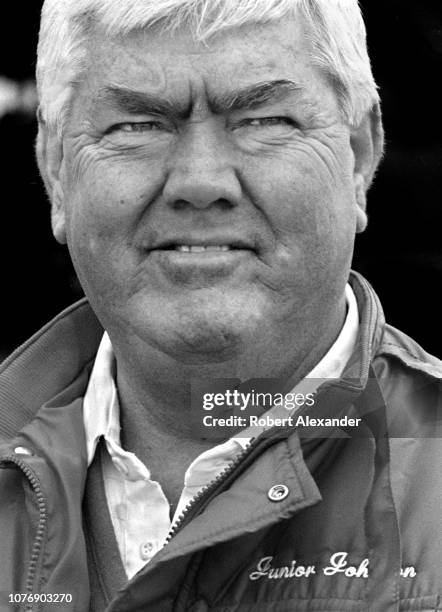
[162,123,242,211]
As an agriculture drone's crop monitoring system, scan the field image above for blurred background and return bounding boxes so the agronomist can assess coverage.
[0,0,441,361]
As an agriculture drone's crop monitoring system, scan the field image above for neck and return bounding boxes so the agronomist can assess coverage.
[113,298,347,449]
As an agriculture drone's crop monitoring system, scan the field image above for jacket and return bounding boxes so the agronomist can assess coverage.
[0,272,441,612]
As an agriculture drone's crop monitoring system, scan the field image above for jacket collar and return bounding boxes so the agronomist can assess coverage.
[0,299,103,441]
[347,271,385,384]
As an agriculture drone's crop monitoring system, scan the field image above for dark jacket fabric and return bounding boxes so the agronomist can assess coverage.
[0,272,441,612]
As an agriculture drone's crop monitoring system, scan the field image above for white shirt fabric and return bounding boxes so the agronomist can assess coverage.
[83,284,359,579]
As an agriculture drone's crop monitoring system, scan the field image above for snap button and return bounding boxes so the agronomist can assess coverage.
[140,541,156,561]
[267,484,289,502]
[14,447,33,456]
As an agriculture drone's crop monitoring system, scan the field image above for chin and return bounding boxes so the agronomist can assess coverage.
[124,290,268,362]
[164,303,263,363]
[174,326,244,363]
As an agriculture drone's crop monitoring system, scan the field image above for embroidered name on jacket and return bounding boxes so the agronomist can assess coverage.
[249,553,417,581]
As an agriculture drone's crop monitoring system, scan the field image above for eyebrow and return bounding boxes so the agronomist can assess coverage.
[211,79,304,113]
[96,79,304,119]
[97,85,181,118]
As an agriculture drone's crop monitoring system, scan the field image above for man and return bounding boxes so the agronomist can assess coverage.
[0,0,441,610]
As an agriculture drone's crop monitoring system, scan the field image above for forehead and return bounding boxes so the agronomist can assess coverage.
[78,17,338,116]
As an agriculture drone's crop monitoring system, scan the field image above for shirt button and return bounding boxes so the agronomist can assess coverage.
[140,541,156,561]
[267,484,289,502]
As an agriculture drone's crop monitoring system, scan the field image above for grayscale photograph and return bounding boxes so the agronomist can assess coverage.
[0,1,440,610]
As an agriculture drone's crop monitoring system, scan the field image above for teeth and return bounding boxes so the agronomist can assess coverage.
[175,245,231,252]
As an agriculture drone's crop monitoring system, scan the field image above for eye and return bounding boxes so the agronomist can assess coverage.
[232,116,298,134]
[244,117,295,128]
[106,121,168,135]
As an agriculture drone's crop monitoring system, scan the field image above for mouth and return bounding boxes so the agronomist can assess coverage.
[149,236,257,254]
[157,244,253,253]
[145,238,256,279]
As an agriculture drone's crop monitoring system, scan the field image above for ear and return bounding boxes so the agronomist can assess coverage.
[36,109,67,244]
[350,103,384,233]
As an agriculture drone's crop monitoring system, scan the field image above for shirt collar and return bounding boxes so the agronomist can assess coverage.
[83,283,359,465]
[83,332,120,465]
[306,283,358,380]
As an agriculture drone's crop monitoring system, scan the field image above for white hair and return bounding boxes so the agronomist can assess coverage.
[37,0,379,135]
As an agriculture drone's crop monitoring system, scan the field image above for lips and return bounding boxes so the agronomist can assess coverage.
[144,235,257,280]
[148,237,256,253]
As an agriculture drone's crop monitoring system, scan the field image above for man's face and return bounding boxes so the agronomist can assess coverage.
[52,17,362,362]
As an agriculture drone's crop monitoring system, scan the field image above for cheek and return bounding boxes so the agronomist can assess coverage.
[62,191,111,295]
[61,179,140,299]
[66,143,165,223]
[244,143,356,287]
[64,159,154,249]
[247,141,356,243]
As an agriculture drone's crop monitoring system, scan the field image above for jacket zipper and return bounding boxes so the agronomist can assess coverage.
[165,428,289,544]
[165,440,252,544]
[0,455,48,612]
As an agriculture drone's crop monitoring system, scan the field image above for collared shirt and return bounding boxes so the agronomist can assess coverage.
[83,284,359,579]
